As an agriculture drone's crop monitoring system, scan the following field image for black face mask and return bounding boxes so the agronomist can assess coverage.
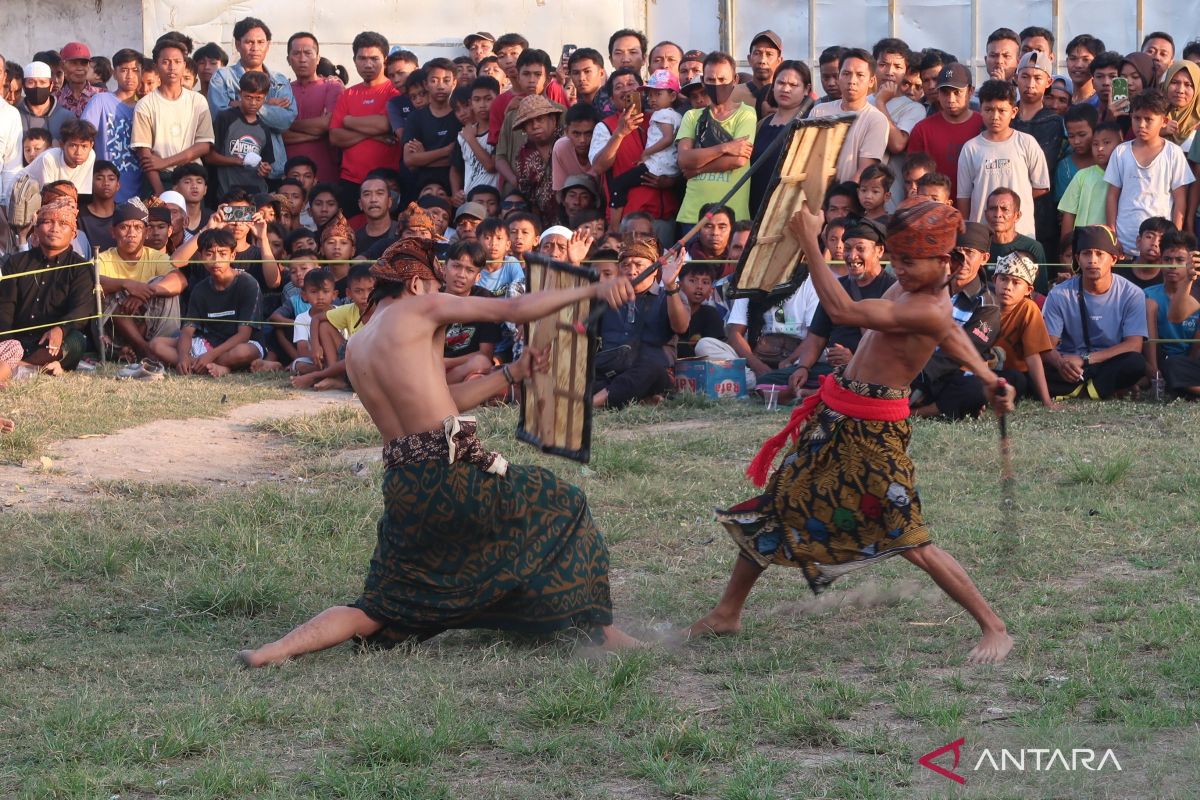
[24,86,50,106]
[705,83,735,105]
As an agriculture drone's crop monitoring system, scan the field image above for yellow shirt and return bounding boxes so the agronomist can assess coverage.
[325,302,365,337]
[96,247,174,283]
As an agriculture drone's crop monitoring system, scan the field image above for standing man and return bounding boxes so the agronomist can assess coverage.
[16,61,74,143]
[985,28,1021,82]
[870,38,925,172]
[403,59,462,193]
[1065,34,1105,105]
[207,17,297,182]
[0,49,22,189]
[676,52,757,226]
[690,200,1015,665]
[57,42,100,118]
[810,48,889,182]
[648,41,684,81]
[82,49,143,202]
[285,32,343,184]
[238,237,641,665]
[131,37,214,194]
[464,32,496,65]
[906,63,981,201]
[608,30,648,74]
[329,32,401,213]
[568,49,613,118]
[730,31,782,116]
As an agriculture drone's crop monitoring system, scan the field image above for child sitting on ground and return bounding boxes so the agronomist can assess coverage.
[257,251,321,370]
[292,263,375,390]
[916,172,954,205]
[677,262,727,358]
[288,268,338,375]
[856,163,894,223]
[147,228,264,377]
[441,239,503,384]
[993,253,1059,408]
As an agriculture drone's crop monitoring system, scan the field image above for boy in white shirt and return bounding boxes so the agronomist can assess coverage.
[1104,89,1194,256]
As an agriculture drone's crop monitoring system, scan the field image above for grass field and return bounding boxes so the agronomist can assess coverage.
[2,375,1198,799]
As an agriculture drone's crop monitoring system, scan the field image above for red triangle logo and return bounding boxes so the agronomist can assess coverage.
[919,737,966,784]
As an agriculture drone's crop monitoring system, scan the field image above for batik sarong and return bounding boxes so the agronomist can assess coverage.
[351,415,613,645]
[722,375,929,594]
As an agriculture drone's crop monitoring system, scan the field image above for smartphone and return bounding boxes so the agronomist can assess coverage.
[221,204,255,223]
[1111,77,1129,105]
[561,44,577,62]
[624,91,643,114]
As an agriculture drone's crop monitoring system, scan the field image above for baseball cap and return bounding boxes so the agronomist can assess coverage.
[25,61,52,80]
[936,63,972,90]
[463,31,495,48]
[159,191,187,213]
[1050,74,1074,94]
[60,42,91,61]
[955,221,992,253]
[1017,51,1052,77]
[454,201,487,221]
[750,30,783,52]
[681,76,705,96]
[682,49,706,63]
[642,69,681,92]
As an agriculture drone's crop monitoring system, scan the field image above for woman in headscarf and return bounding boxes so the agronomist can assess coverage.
[1162,60,1200,149]
[1111,52,1162,120]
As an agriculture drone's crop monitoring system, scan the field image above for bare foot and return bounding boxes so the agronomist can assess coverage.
[313,377,348,391]
[251,358,283,373]
[966,630,1014,664]
[291,373,319,389]
[204,363,231,378]
[40,361,63,376]
[0,417,14,434]
[686,610,742,639]
[599,625,644,651]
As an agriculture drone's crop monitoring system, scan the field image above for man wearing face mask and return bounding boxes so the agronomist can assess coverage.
[783,218,896,397]
[676,51,757,232]
[16,62,74,144]
[910,221,1001,418]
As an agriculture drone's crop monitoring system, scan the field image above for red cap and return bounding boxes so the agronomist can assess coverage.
[60,42,92,61]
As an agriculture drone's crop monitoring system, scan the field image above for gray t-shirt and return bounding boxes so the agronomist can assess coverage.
[1041,274,1148,356]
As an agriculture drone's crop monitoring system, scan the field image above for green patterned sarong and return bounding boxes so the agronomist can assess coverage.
[351,417,613,645]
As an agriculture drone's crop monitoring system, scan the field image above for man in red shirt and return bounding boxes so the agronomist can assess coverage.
[285,32,344,184]
[906,63,982,199]
[329,31,401,212]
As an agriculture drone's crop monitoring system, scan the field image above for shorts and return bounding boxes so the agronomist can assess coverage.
[175,333,266,360]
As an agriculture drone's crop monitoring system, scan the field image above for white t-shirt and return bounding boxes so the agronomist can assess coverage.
[292,310,312,344]
[458,130,498,193]
[809,100,889,182]
[19,147,95,195]
[130,88,215,160]
[1104,139,1195,254]
[726,279,820,339]
[0,99,21,204]
[644,107,683,176]
[956,130,1050,238]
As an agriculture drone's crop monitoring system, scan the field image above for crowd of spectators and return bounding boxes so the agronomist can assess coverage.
[2,19,1200,428]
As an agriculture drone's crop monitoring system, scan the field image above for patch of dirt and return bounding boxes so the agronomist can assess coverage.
[0,392,358,511]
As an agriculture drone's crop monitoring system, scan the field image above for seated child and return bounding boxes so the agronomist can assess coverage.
[677,262,727,359]
[441,239,502,384]
[258,251,321,369]
[993,253,1059,408]
[506,212,541,264]
[292,263,375,390]
[1146,229,1200,397]
[902,151,937,198]
[22,128,52,167]
[287,268,338,375]
[856,163,893,223]
[147,228,264,377]
[319,214,355,295]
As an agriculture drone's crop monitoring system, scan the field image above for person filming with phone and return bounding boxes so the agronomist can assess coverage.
[170,188,282,305]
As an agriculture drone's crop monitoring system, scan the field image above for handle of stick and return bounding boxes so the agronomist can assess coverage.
[996,378,1014,489]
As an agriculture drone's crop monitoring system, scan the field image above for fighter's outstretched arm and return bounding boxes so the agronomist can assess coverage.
[424,278,635,328]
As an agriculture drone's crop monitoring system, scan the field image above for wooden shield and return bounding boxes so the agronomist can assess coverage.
[728,114,855,302]
[516,259,597,463]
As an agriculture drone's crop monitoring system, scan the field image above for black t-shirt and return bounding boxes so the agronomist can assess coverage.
[401,106,462,190]
[678,303,726,358]
[443,286,502,357]
[79,207,115,253]
[185,271,262,347]
[354,222,397,257]
[1123,269,1163,290]
[808,270,897,351]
